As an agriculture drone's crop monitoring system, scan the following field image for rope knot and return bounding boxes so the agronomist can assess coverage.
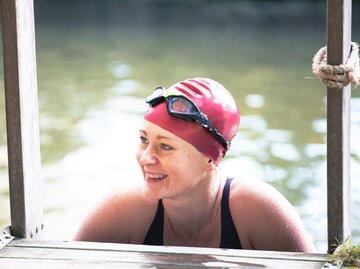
[312,42,360,89]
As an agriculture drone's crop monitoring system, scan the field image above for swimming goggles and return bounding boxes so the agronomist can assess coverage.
[145,86,230,151]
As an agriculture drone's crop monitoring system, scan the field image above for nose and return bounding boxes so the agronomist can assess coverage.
[138,145,158,166]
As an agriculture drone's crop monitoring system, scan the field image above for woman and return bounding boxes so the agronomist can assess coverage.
[75,78,315,252]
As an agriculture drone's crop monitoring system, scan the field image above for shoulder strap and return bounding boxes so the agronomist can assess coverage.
[143,200,164,245]
[220,177,242,249]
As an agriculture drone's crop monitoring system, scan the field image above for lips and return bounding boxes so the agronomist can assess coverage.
[145,172,167,180]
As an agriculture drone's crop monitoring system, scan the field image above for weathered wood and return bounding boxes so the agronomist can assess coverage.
[0,240,330,269]
[0,0,43,238]
[326,0,352,252]
[8,239,327,262]
[0,227,14,250]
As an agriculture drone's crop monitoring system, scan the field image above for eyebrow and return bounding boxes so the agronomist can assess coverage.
[139,129,175,141]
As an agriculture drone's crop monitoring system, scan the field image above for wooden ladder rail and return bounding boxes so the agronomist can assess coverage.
[326,0,352,253]
[0,0,43,239]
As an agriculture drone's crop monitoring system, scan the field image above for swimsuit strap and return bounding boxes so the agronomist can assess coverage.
[143,200,164,245]
[220,177,242,249]
[144,178,242,249]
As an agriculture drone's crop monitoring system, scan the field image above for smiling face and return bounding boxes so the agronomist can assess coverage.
[136,120,214,201]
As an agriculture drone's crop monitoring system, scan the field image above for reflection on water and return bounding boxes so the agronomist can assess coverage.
[0,1,360,252]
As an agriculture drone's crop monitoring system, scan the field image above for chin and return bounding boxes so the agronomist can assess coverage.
[143,184,163,201]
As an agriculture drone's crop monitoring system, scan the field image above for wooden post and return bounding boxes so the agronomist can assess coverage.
[0,0,43,238]
[326,0,352,252]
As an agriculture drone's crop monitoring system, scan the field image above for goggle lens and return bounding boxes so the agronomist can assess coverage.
[169,97,198,115]
[146,87,230,152]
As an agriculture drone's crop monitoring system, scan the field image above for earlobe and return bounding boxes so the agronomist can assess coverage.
[206,159,216,171]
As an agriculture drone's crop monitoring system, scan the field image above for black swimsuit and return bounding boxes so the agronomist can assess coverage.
[143,177,242,249]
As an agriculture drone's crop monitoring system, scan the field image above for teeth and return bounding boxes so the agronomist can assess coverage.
[146,173,167,179]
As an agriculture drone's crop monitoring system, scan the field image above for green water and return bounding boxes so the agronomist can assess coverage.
[0,1,359,252]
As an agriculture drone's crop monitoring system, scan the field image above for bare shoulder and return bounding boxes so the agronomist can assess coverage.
[229,178,293,210]
[74,185,158,244]
[229,178,316,252]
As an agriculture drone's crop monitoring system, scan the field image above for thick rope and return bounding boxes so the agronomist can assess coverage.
[312,42,360,89]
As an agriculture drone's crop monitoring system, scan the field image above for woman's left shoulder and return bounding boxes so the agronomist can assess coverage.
[227,178,316,252]
[228,178,299,221]
[229,178,284,205]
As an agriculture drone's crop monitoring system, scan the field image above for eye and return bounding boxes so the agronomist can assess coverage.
[140,136,149,145]
[160,143,173,151]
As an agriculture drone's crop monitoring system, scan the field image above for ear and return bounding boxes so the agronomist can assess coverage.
[205,159,216,172]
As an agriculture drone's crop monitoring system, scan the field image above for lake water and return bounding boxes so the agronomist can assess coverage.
[0,1,359,252]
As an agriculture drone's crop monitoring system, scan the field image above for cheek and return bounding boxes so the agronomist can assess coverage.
[190,155,210,175]
[135,147,143,164]
[177,155,206,176]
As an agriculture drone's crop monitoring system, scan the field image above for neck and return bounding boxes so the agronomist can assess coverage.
[162,170,224,241]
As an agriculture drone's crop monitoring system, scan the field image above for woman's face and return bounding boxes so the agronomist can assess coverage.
[136,120,212,201]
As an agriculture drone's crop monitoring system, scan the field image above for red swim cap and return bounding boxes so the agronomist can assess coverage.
[144,78,240,165]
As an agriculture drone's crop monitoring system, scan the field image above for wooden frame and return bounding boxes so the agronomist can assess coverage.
[0,0,43,239]
[0,238,332,268]
[326,0,352,252]
[0,0,354,253]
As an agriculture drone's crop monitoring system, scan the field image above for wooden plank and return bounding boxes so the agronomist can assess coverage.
[0,227,14,250]
[326,0,352,252]
[0,254,325,269]
[0,240,329,269]
[0,259,147,269]
[8,239,327,262]
[0,0,43,238]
